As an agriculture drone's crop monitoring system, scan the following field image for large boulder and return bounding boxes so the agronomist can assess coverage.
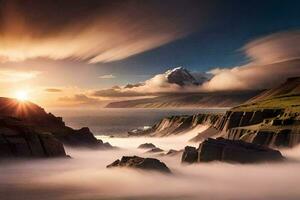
[107,156,171,173]
[182,138,284,164]
[181,146,198,163]
[0,117,67,158]
[138,143,156,149]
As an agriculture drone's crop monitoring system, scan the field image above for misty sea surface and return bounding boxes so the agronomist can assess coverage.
[2,107,300,200]
[51,108,227,135]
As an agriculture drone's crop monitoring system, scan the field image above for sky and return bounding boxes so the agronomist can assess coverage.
[0,0,299,108]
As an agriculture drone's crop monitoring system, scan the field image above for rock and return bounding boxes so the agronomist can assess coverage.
[165,149,182,156]
[146,147,164,153]
[138,143,156,149]
[0,97,112,149]
[181,146,198,163]
[107,156,171,173]
[0,117,67,159]
[182,138,284,164]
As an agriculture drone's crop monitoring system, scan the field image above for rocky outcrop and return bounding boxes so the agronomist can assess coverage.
[129,113,224,137]
[0,117,66,158]
[107,156,171,173]
[138,143,156,149]
[0,97,112,149]
[182,138,284,164]
[146,147,164,153]
[181,146,198,163]
[129,77,300,148]
[135,107,300,147]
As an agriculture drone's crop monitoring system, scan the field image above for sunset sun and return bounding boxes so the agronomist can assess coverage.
[15,90,29,101]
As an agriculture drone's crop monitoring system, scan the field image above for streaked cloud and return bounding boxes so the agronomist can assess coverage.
[0,0,205,63]
[202,30,300,91]
[98,75,116,79]
[0,69,40,82]
[93,30,300,97]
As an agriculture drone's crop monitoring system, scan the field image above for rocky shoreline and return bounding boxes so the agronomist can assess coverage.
[0,97,113,159]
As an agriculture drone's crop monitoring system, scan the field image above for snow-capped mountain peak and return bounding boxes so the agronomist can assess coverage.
[164,66,199,86]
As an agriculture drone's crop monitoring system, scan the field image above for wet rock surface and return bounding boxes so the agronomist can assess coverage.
[107,156,171,173]
[182,138,284,164]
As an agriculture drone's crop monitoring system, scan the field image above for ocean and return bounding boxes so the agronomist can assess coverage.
[51,108,227,135]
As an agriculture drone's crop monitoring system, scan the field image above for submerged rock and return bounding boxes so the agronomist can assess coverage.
[107,156,171,173]
[138,143,156,149]
[182,138,284,164]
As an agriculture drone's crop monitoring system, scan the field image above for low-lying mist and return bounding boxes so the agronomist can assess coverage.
[1,132,300,200]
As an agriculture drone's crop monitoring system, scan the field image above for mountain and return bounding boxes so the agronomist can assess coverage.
[165,67,202,86]
[106,90,262,108]
[0,97,111,149]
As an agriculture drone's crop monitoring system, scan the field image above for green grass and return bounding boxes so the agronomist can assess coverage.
[232,95,300,112]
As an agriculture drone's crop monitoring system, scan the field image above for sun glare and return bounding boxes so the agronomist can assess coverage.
[15,90,29,101]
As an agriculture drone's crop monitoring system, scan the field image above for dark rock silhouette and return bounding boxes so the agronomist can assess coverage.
[0,116,66,158]
[0,97,112,149]
[138,143,156,149]
[107,156,171,173]
[182,138,284,164]
[182,146,198,163]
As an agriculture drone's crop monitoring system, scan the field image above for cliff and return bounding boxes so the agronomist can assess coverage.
[133,78,300,148]
[0,116,66,158]
[0,97,111,149]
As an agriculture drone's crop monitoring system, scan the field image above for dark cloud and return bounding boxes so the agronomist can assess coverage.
[45,88,62,92]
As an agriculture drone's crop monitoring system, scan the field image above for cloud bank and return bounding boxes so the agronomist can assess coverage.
[202,30,300,91]
[93,30,300,98]
[58,94,103,106]
[0,0,205,63]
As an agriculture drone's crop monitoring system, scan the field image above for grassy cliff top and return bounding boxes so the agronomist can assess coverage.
[232,93,300,112]
[232,77,300,112]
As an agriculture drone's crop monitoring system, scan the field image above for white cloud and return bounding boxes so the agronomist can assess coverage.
[201,30,300,91]
[0,69,40,82]
[98,74,116,79]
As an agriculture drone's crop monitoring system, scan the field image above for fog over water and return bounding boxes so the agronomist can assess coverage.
[1,132,300,200]
[1,108,300,200]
